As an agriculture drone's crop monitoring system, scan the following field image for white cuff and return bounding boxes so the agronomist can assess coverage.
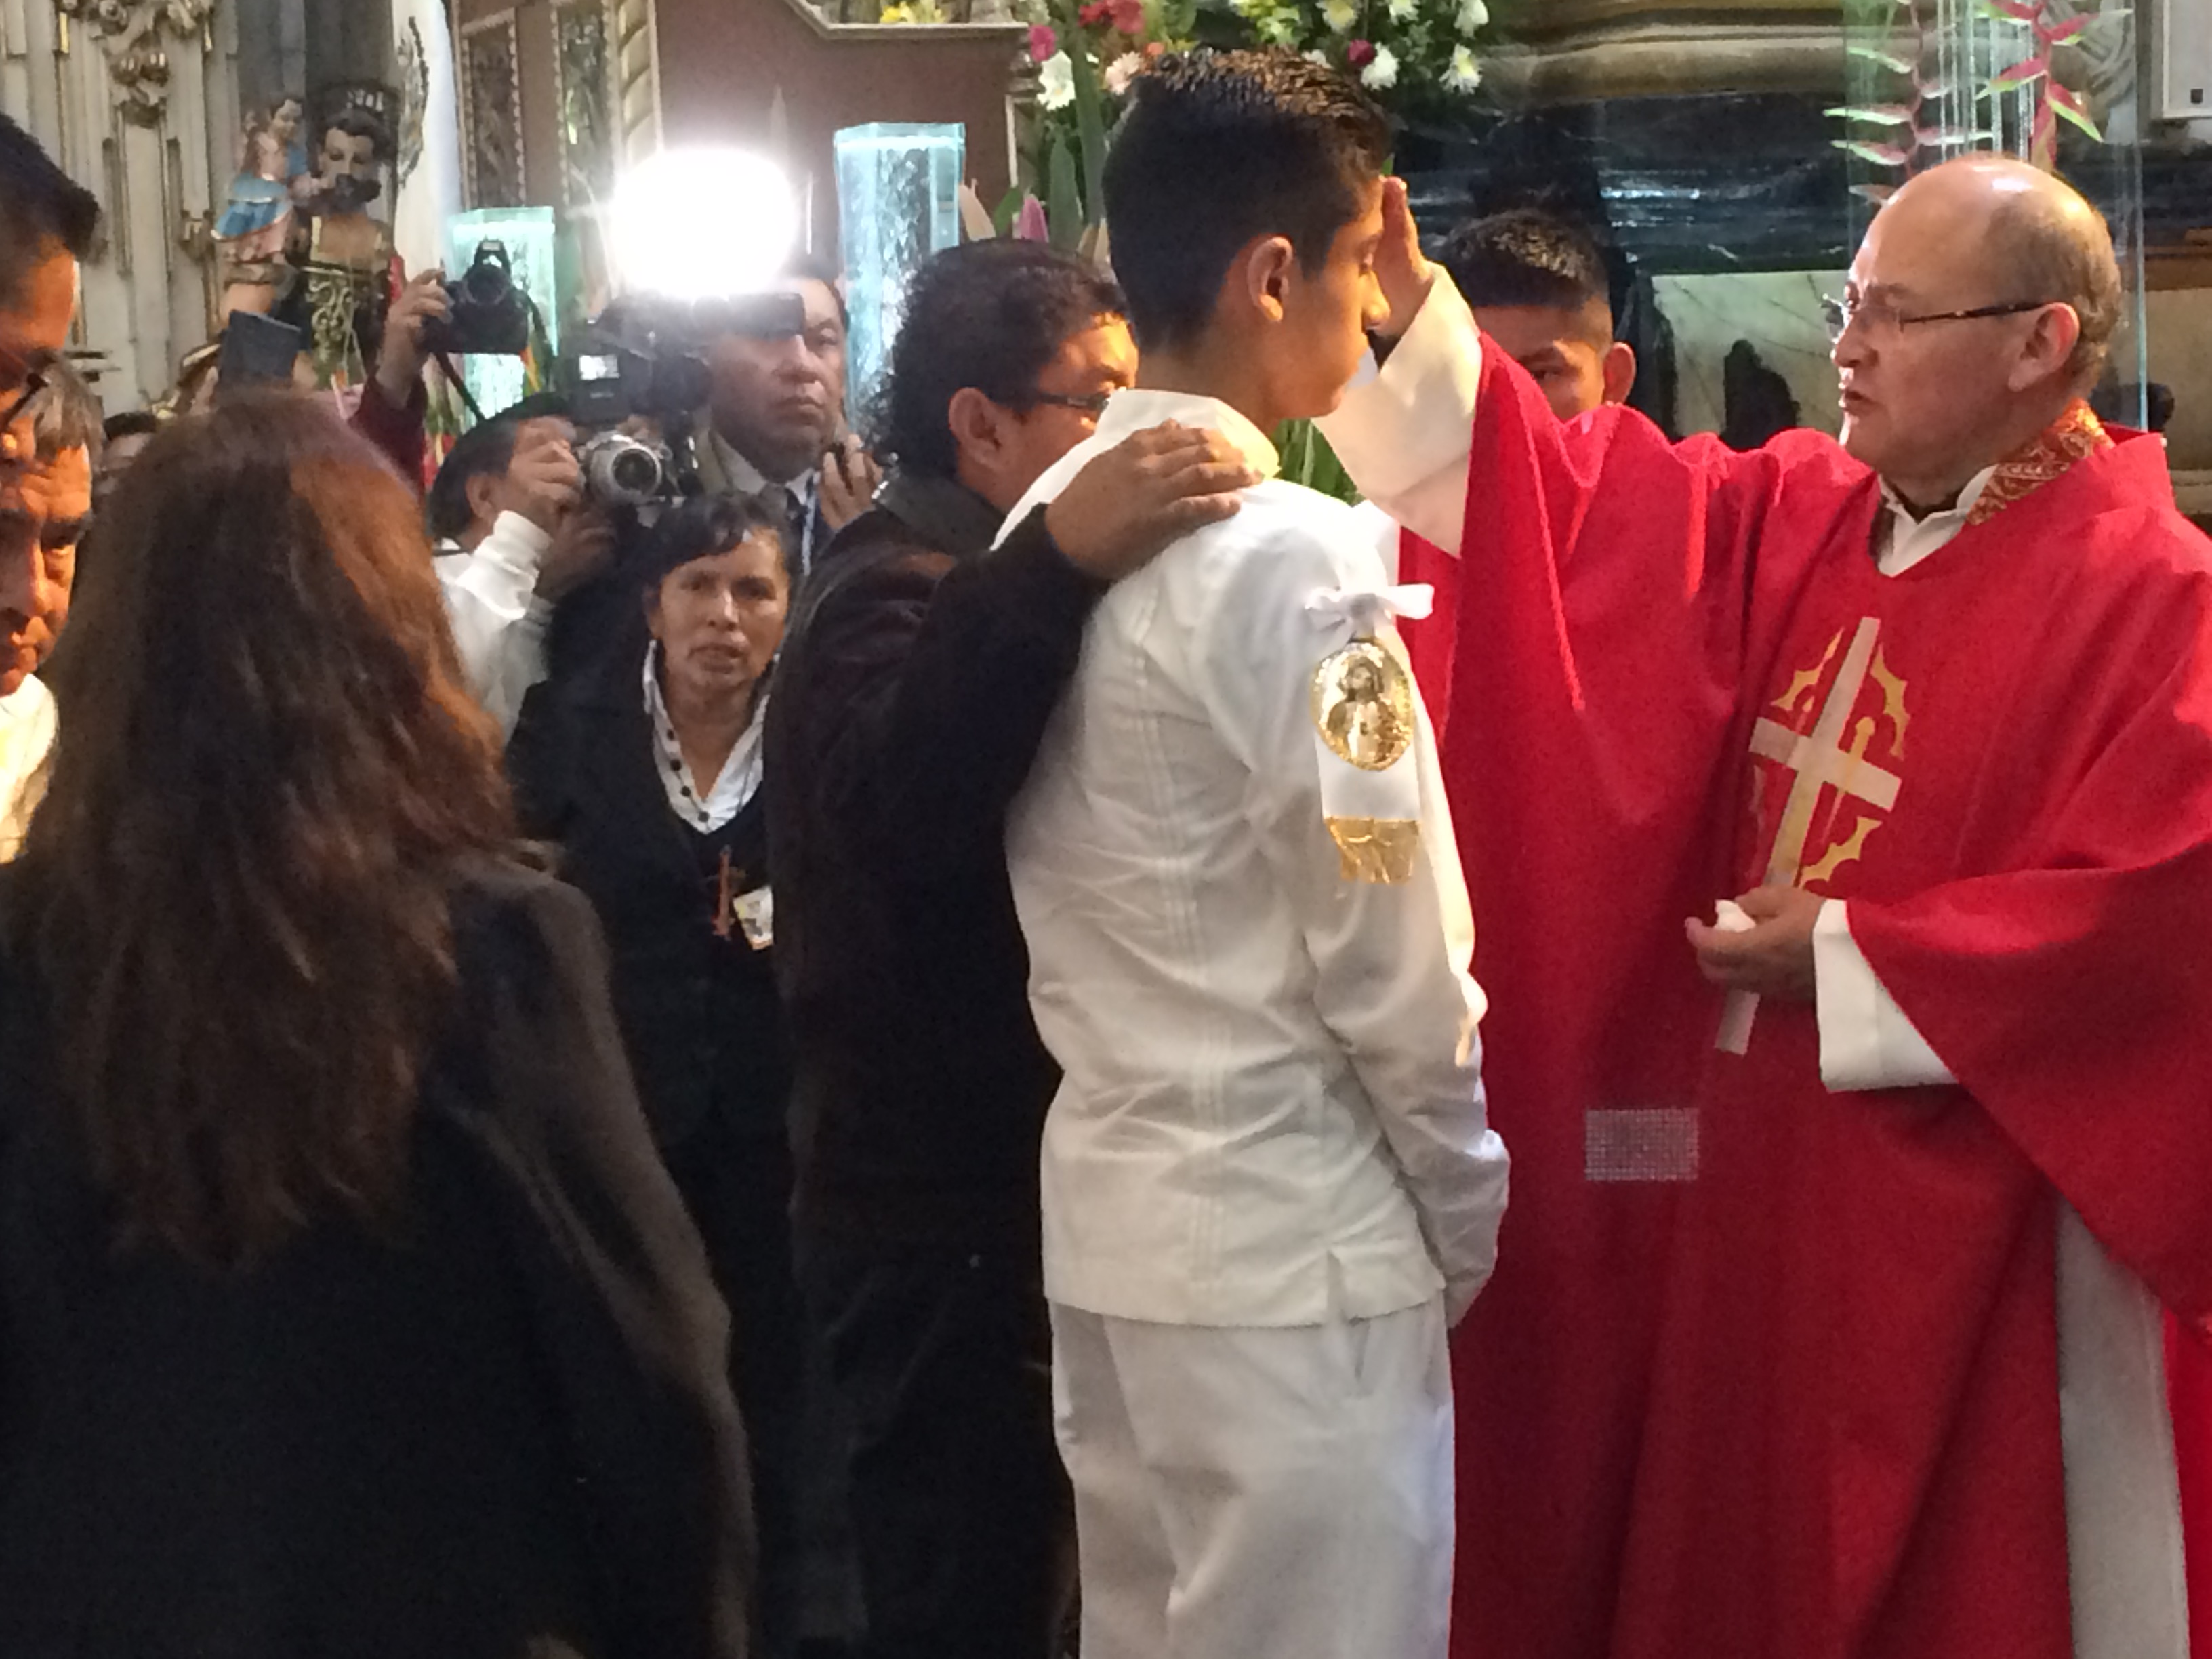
[1814,899,1956,1091]
[1317,275,1483,555]
[478,510,554,580]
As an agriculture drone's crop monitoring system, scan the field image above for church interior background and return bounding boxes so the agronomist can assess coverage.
[1,0,2207,517]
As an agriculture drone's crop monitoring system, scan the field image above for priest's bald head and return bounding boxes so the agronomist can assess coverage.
[1833,155,2121,512]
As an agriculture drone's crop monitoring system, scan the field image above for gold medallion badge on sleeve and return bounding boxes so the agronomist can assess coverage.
[1303,583,1433,885]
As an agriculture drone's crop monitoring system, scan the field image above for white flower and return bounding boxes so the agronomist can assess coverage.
[1360,43,1399,88]
[1322,0,1358,32]
[1444,43,1481,90]
[1038,49,1076,109]
[1387,0,1416,20]
[1104,51,1144,95]
[1304,47,1330,64]
[1455,0,1488,30]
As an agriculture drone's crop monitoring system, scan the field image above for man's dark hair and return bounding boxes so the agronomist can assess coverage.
[636,489,794,594]
[875,241,1124,478]
[0,113,100,306]
[28,357,102,464]
[781,251,849,334]
[103,409,161,445]
[426,417,523,542]
[1439,208,1612,319]
[423,393,571,541]
[1102,49,1391,350]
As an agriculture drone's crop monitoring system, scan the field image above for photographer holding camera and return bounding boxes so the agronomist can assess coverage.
[426,401,617,737]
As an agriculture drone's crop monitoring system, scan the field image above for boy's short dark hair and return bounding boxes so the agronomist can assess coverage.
[1103,49,1391,351]
[1439,208,1612,323]
[875,241,1125,477]
[0,113,100,305]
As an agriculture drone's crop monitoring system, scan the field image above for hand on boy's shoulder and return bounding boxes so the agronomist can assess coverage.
[1046,420,1263,583]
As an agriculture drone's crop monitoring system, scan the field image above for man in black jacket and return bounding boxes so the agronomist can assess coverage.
[765,241,1257,1659]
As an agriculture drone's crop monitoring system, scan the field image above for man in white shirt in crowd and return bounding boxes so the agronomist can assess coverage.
[1002,50,1509,1659]
[0,361,98,859]
[424,399,615,736]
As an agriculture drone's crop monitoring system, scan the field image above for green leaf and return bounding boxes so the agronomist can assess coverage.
[1047,135,1084,251]
[993,183,1025,237]
[2046,82,2104,139]
[1063,1,1110,226]
[1831,138,1912,166]
[1987,52,2051,89]
[1823,104,1916,126]
[1845,42,1917,73]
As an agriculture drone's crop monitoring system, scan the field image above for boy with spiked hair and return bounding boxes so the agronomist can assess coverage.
[1000,48,1509,1659]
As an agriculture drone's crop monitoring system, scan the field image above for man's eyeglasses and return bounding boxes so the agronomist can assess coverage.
[1024,390,1114,421]
[1821,293,2057,348]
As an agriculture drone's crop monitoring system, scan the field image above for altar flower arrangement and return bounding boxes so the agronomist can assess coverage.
[1000,0,1488,265]
[1217,0,1488,108]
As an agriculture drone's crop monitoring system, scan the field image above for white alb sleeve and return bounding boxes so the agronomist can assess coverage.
[1814,899,1957,1091]
[1317,274,1484,556]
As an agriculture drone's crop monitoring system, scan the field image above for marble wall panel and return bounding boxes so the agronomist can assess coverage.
[1652,269,1845,438]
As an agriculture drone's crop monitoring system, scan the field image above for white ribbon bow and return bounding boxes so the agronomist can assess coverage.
[1303,582,1435,640]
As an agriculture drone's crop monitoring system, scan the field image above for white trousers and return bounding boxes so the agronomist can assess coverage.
[1051,1297,1454,1659]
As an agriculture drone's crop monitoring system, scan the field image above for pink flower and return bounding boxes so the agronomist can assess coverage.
[1015,195,1050,242]
[1143,39,1166,58]
[1109,0,1145,33]
[1027,22,1058,61]
[1078,1,1111,23]
[1345,37,1376,65]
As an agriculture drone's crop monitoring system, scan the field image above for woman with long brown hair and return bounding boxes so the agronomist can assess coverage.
[0,394,752,1659]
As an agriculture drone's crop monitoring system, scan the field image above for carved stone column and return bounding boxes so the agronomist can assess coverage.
[1483,0,1846,104]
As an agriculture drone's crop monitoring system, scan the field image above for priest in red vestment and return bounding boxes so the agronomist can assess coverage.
[1319,155,2212,1659]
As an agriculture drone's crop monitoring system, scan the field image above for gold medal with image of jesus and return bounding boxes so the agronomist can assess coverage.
[1311,638,1415,772]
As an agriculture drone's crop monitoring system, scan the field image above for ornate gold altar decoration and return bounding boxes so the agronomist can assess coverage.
[56,0,215,125]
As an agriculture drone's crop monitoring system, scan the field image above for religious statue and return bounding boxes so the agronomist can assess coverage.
[279,107,397,389]
[211,97,310,323]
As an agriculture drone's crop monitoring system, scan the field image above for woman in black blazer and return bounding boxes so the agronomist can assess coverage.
[509,492,806,1659]
[0,396,752,1659]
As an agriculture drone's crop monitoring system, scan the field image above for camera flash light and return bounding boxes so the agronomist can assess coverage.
[611,148,799,304]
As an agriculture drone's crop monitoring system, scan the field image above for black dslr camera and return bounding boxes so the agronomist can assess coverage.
[421,239,531,357]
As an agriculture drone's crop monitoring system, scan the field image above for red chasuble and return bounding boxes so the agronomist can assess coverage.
[1403,347,2212,1659]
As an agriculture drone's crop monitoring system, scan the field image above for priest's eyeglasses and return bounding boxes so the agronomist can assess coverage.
[1821,293,2055,347]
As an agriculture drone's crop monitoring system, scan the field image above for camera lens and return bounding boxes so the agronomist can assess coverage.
[609,448,659,493]
[464,262,511,305]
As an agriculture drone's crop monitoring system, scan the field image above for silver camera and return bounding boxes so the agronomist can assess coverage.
[578,429,677,510]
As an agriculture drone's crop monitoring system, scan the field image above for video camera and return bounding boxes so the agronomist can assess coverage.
[567,289,806,510]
